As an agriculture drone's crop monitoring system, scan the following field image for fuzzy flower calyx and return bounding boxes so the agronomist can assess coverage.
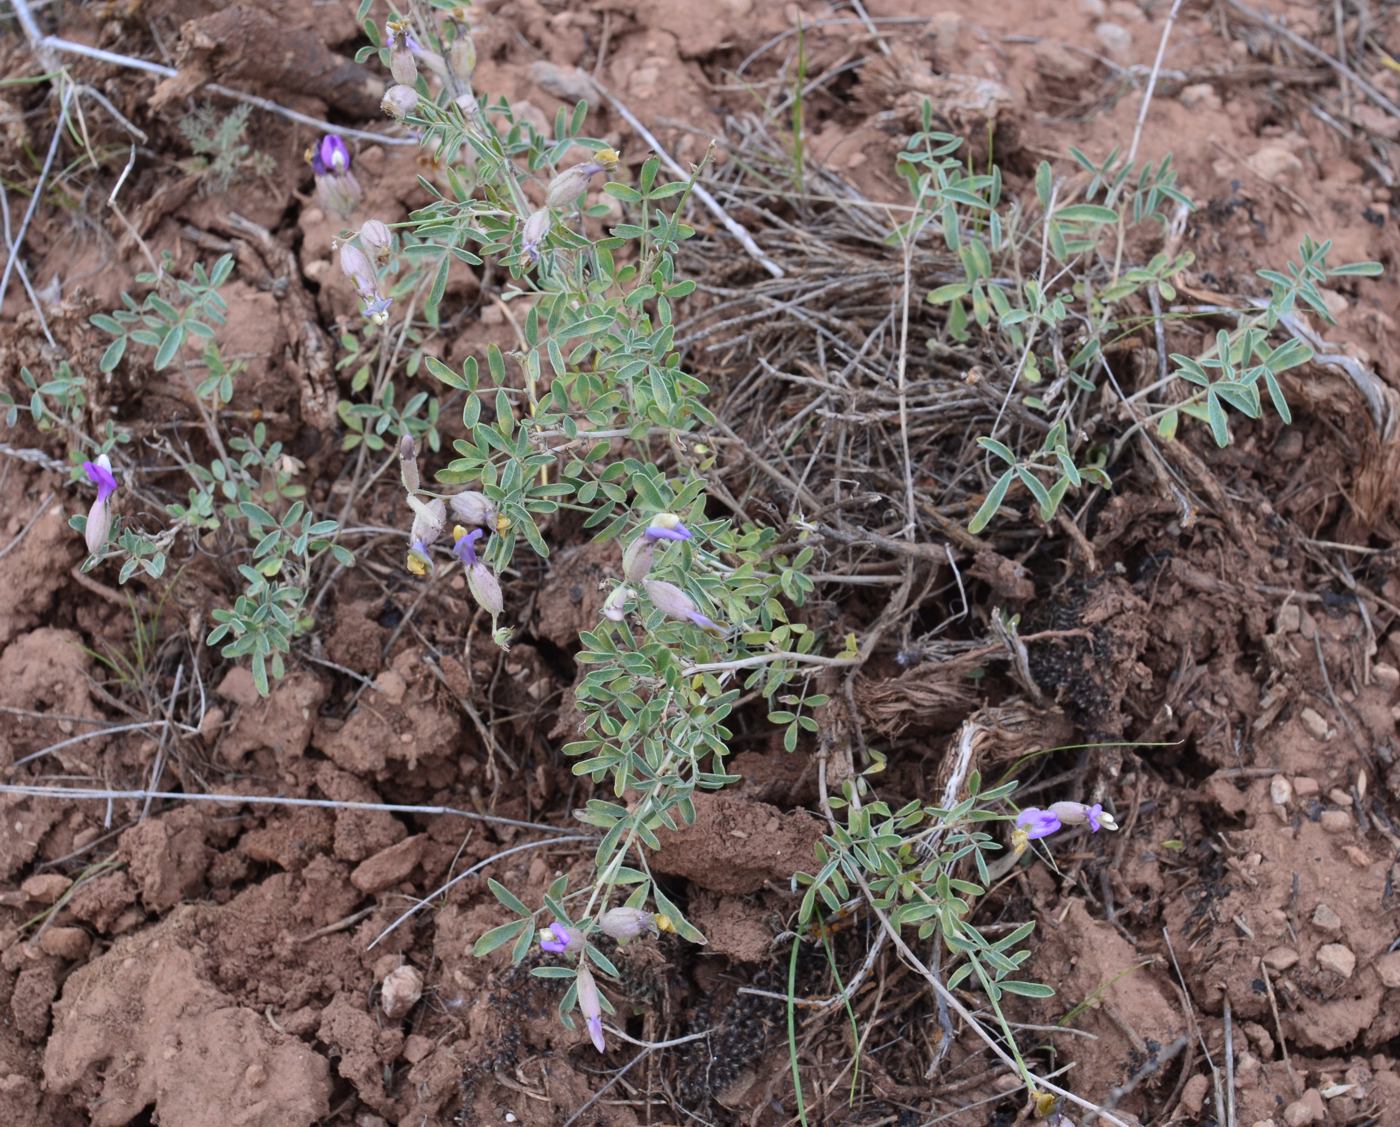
[643,579,722,633]
[1047,801,1117,832]
[575,961,606,1054]
[405,496,446,575]
[453,525,503,618]
[360,219,393,262]
[598,908,661,943]
[381,83,419,120]
[398,434,421,494]
[544,149,620,210]
[449,490,499,531]
[82,455,117,555]
[520,208,551,263]
[338,241,392,325]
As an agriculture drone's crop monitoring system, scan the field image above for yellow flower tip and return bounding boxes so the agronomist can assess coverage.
[654,913,676,934]
[652,511,682,530]
[495,513,512,534]
[1031,1089,1059,1118]
[303,145,316,166]
[1011,827,1031,858]
[451,523,469,542]
[406,551,428,576]
[597,147,621,169]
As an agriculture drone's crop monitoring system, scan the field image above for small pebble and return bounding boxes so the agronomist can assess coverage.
[1094,21,1133,57]
[1292,776,1320,797]
[20,874,71,904]
[1374,663,1400,691]
[38,927,90,961]
[1263,946,1299,971]
[1317,943,1356,978]
[1180,1073,1209,1116]
[1270,775,1293,806]
[1376,951,1400,989]
[1311,903,1342,934]
[381,964,424,1020]
[1299,707,1329,740]
[1328,787,1352,806]
[1320,809,1353,834]
[1275,604,1301,634]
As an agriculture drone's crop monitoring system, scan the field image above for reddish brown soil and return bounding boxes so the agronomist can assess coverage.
[2,1,1400,1126]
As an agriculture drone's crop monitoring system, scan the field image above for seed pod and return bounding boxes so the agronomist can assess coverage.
[360,219,393,262]
[381,84,419,120]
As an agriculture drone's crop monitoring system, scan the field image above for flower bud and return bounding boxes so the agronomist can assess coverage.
[398,434,420,494]
[621,537,654,582]
[448,35,477,81]
[381,84,419,120]
[449,490,497,529]
[598,908,660,943]
[575,962,606,1053]
[360,219,393,262]
[643,579,722,633]
[390,44,418,85]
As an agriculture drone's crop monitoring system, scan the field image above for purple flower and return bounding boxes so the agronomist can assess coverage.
[82,456,117,555]
[539,920,579,954]
[83,458,117,502]
[1015,807,1062,840]
[644,513,692,542]
[452,526,503,617]
[385,21,422,53]
[362,294,393,324]
[452,526,483,566]
[312,134,350,176]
